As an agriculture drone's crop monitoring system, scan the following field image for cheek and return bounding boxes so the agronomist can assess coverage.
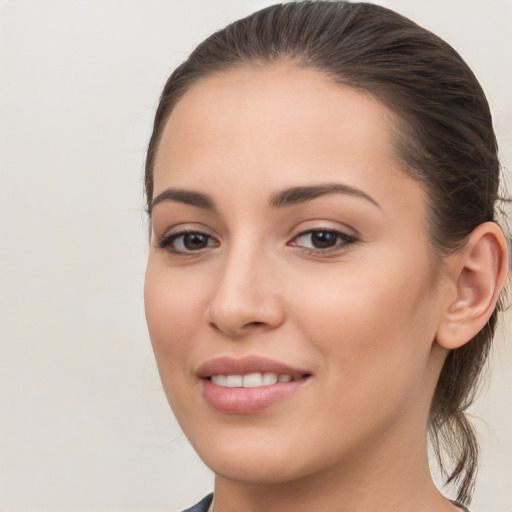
[144,259,214,425]
[144,260,207,371]
[283,272,439,453]
[291,255,439,392]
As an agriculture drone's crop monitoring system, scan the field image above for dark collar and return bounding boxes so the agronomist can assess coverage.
[182,493,213,512]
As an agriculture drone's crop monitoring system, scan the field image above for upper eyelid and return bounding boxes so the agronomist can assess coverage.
[158,223,217,239]
[290,223,358,240]
[293,226,352,235]
[163,227,213,237]
[160,229,218,244]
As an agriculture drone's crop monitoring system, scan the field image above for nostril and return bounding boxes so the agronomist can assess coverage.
[208,320,221,331]
[206,318,268,336]
[204,294,285,335]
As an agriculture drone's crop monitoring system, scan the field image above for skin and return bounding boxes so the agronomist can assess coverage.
[144,64,482,512]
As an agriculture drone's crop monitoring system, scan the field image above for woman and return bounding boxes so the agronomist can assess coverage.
[143,2,509,511]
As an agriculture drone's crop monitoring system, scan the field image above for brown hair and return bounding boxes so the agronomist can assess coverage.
[145,1,505,504]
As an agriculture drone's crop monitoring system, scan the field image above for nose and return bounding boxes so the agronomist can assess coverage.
[205,245,285,337]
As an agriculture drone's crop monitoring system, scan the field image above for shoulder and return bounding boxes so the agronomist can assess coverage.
[181,493,213,512]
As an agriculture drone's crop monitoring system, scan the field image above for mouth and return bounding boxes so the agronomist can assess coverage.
[197,356,312,414]
[209,371,306,388]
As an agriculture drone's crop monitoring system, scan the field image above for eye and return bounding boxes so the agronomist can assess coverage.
[290,229,357,252]
[159,230,219,255]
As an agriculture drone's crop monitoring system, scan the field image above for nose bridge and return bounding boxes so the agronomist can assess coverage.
[206,233,283,335]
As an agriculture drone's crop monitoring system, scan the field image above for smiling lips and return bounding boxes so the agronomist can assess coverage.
[197,356,311,414]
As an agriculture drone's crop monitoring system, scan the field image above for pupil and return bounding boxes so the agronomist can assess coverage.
[312,231,337,249]
[184,233,208,250]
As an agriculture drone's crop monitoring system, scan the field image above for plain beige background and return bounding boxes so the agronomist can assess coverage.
[0,1,510,510]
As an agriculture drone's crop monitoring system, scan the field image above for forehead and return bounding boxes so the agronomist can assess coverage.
[153,64,424,221]
[155,64,403,182]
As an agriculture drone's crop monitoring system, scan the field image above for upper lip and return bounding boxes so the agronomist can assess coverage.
[196,355,310,379]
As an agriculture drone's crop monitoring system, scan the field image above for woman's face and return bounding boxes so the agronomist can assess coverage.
[145,65,450,483]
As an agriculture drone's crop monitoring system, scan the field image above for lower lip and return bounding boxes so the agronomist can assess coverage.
[201,378,307,414]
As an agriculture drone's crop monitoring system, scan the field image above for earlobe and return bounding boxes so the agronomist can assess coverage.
[436,222,509,350]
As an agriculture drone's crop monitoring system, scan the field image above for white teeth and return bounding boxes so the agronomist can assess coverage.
[226,375,243,387]
[211,375,227,386]
[210,372,295,388]
[242,373,262,387]
[262,372,278,385]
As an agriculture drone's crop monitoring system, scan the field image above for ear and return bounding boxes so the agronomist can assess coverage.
[436,222,509,350]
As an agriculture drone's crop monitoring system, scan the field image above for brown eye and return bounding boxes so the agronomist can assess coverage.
[291,229,357,252]
[309,231,339,249]
[159,231,219,254]
[182,233,210,250]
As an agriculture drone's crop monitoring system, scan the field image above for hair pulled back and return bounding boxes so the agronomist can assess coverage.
[145,1,505,504]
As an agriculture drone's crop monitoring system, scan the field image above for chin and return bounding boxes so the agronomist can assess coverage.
[190,430,314,484]
[204,454,308,485]
[190,423,347,487]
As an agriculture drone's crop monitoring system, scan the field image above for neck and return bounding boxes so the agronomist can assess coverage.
[212,422,459,512]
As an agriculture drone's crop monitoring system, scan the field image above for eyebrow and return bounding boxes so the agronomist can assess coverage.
[149,182,380,215]
[269,183,381,209]
[150,188,216,214]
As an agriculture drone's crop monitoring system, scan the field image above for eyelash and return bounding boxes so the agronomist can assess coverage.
[290,229,357,255]
[158,230,218,255]
[158,228,357,256]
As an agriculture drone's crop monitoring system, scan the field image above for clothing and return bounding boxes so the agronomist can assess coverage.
[182,494,470,512]
[182,493,213,512]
